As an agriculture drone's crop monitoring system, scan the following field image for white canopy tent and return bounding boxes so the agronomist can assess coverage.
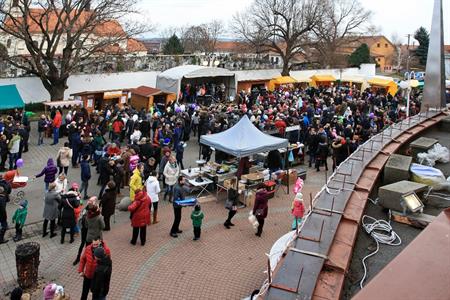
[156,65,237,100]
[200,115,288,158]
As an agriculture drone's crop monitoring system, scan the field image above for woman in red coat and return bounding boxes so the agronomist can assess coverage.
[128,189,151,246]
[253,190,269,237]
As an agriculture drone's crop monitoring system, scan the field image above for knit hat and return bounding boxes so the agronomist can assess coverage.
[10,287,22,300]
[194,204,201,211]
[43,283,57,300]
[94,247,106,259]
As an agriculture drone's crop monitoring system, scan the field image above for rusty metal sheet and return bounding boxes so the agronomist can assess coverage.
[353,208,450,300]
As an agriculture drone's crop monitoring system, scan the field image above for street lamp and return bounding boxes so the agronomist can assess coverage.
[399,71,418,117]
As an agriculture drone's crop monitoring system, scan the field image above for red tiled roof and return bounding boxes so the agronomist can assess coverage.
[127,38,147,52]
[4,8,125,37]
[131,86,161,97]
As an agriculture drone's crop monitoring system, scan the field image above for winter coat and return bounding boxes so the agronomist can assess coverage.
[86,209,105,243]
[38,119,47,132]
[8,134,21,154]
[91,256,112,299]
[145,176,160,203]
[291,200,305,218]
[163,162,179,186]
[56,147,72,167]
[100,188,116,217]
[78,242,111,279]
[98,162,113,185]
[190,210,204,227]
[128,190,151,227]
[43,190,61,220]
[80,160,91,182]
[129,168,143,201]
[253,193,268,219]
[53,112,62,128]
[36,159,58,183]
[12,203,27,226]
[267,150,282,170]
[172,184,187,208]
[59,191,80,227]
[0,194,7,223]
[158,155,170,175]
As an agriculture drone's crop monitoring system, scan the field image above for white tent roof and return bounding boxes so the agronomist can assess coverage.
[235,69,281,82]
[200,115,288,157]
[156,65,236,97]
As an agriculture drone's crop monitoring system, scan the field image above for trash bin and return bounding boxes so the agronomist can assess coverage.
[15,242,40,289]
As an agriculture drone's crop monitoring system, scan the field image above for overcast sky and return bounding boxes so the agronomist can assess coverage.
[138,0,450,44]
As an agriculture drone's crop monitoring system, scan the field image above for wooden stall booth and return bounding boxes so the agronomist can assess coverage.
[367,78,398,96]
[71,88,131,114]
[310,74,336,88]
[130,86,177,112]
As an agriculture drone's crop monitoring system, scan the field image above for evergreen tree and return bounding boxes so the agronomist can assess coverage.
[414,27,429,66]
[348,43,370,67]
[163,34,184,55]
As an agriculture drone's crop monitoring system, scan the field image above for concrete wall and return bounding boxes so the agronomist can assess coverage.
[0,71,159,104]
[0,64,377,104]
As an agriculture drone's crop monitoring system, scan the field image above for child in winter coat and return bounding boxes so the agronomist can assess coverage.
[12,199,28,241]
[190,204,204,241]
[291,193,305,230]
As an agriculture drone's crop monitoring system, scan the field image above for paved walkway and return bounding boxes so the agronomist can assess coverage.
[1,123,325,299]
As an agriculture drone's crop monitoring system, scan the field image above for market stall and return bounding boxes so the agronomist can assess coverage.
[199,115,290,206]
[367,77,398,96]
[340,75,369,91]
[156,65,237,102]
[130,85,176,111]
[70,88,131,114]
[310,74,336,87]
[43,100,83,114]
[268,76,298,91]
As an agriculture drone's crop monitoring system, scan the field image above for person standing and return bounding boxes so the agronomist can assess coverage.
[253,191,269,237]
[224,188,239,229]
[128,189,151,246]
[56,142,72,175]
[99,181,116,231]
[145,171,160,224]
[42,182,61,238]
[163,156,179,202]
[190,204,204,241]
[85,204,105,246]
[35,158,58,192]
[0,134,8,171]
[18,124,29,157]
[78,238,111,300]
[37,114,48,146]
[8,131,21,170]
[73,197,96,266]
[0,186,9,244]
[11,199,28,241]
[59,190,80,244]
[129,163,144,201]
[52,110,62,145]
[170,176,187,238]
[98,159,114,198]
[291,193,305,230]
[91,247,112,300]
[80,155,91,200]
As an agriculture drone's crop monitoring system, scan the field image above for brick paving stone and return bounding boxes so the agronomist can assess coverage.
[1,121,325,299]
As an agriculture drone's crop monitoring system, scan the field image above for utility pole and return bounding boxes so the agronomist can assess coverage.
[406,33,411,73]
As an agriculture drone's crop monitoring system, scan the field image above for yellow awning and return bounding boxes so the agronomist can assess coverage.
[310,74,336,87]
[368,78,398,96]
[272,76,298,84]
[310,74,336,82]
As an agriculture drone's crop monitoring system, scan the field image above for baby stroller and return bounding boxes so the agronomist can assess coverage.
[3,170,31,204]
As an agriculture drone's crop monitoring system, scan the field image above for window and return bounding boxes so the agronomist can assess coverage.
[385,43,388,48]
[6,39,11,48]
[377,43,380,48]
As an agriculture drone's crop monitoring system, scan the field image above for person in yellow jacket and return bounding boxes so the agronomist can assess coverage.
[129,163,144,201]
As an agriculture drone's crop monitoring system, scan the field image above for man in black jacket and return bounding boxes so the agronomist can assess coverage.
[170,176,188,238]
[0,186,10,244]
[91,247,112,300]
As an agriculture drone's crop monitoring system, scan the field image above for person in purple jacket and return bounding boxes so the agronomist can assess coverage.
[35,158,58,192]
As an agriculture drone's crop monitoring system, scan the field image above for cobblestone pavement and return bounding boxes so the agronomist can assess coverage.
[1,122,326,299]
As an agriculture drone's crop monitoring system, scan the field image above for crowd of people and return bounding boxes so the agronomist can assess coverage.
[0,81,422,299]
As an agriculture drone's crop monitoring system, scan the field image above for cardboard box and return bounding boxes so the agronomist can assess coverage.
[282,170,298,186]
[223,177,238,189]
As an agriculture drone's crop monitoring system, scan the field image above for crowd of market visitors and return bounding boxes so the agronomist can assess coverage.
[0,82,422,299]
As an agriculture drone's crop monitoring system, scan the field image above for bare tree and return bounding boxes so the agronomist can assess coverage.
[313,0,371,68]
[181,21,224,55]
[0,0,150,100]
[232,0,325,75]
